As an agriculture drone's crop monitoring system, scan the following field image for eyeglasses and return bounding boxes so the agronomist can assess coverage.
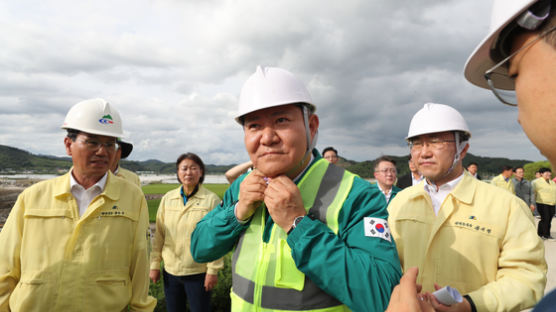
[409,138,455,152]
[376,168,397,174]
[484,24,556,106]
[76,138,119,152]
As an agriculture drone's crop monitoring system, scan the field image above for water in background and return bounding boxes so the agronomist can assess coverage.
[0,174,229,184]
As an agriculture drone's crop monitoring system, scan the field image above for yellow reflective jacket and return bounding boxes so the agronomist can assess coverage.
[150,185,223,276]
[533,177,556,205]
[0,172,156,312]
[116,167,141,188]
[388,172,546,312]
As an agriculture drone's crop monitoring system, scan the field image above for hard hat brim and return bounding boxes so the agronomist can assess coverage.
[464,0,537,90]
[118,140,133,159]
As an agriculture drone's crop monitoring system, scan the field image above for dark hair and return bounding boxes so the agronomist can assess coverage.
[66,129,80,141]
[467,162,478,167]
[176,152,205,184]
[322,146,338,156]
[539,167,552,174]
[374,155,396,170]
[501,165,513,172]
[457,131,471,142]
[514,166,524,172]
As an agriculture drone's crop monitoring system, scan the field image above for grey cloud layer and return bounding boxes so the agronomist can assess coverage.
[0,0,542,164]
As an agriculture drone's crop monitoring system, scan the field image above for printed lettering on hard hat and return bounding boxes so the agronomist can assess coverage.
[364,217,391,242]
[99,114,114,125]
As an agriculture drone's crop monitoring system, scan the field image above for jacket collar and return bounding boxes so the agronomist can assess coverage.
[54,171,120,201]
[406,171,476,205]
[169,184,208,200]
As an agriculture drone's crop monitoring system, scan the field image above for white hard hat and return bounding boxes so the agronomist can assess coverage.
[464,0,548,89]
[62,98,124,138]
[235,66,315,124]
[406,103,470,140]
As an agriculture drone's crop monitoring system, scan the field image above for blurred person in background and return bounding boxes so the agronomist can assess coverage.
[396,155,423,189]
[491,165,516,194]
[111,138,141,187]
[373,156,401,204]
[322,146,339,164]
[466,162,481,180]
[513,167,536,213]
[150,153,223,312]
[533,167,556,240]
[225,160,253,184]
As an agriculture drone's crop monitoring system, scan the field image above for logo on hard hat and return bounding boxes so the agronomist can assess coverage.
[99,114,114,125]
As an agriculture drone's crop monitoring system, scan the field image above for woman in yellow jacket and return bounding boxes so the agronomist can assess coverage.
[533,167,556,240]
[149,153,223,312]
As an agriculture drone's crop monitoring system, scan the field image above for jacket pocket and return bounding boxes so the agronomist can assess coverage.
[87,273,131,311]
[10,276,50,312]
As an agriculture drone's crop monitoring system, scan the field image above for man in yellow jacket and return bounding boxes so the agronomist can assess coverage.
[533,167,556,240]
[490,165,516,194]
[388,103,546,312]
[0,98,156,312]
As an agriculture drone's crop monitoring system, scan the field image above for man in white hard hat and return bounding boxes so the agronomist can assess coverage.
[111,138,141,187]
[388,103,546,312]
[464,1,556,310]
[191,66,401,312]
[0,98,156,311]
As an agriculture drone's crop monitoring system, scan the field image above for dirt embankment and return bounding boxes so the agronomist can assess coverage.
[0,179,42,229]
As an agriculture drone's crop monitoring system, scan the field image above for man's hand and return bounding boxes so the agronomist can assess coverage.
[386,267,434,312]
[530,204,535,212]
[236,169,267,221]
[264,175,306,231]
[425,284,471,312]
[204,273,218,291]
[149,269,160,283]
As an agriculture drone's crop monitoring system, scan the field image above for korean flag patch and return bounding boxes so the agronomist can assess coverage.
[364,217,391,242]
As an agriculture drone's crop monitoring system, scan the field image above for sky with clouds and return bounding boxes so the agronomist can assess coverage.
[0,0,545,165]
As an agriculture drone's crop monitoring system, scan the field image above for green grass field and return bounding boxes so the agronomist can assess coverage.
[143,183,229,222]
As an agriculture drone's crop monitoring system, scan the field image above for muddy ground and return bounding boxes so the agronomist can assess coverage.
[0,179,42,229]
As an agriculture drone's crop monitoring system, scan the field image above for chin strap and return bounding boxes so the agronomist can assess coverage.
[428,132,468,187]
[285,105,318,178]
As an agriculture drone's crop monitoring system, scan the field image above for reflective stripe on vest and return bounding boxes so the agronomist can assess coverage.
[231,159,355,311]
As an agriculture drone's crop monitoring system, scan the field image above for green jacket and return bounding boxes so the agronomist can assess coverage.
[191,151,401,311]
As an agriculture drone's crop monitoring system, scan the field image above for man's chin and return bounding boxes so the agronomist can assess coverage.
[256,164,289,178]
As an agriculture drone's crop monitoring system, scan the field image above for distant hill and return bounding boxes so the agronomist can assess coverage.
[0,144,533,178]
[344,153,532,179]
[0,145,72,173]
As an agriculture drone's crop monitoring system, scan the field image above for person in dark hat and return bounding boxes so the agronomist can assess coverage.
[111,139,141,187]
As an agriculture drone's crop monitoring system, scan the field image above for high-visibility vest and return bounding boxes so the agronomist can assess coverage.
[231,159,355,311]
